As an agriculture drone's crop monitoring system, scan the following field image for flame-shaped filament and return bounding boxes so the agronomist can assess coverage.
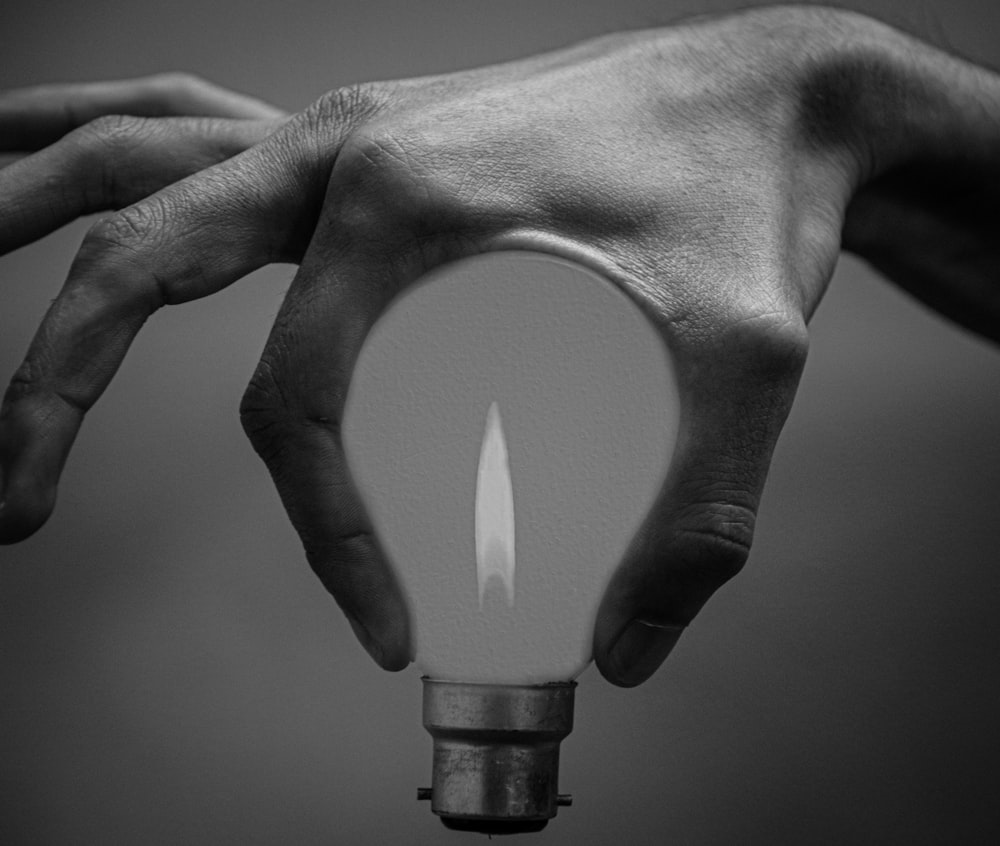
[475,401,516,608]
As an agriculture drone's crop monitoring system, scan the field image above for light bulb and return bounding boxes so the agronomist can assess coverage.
[342,250,679,832]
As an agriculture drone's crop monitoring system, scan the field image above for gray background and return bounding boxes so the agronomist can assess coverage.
[2,0,999,843]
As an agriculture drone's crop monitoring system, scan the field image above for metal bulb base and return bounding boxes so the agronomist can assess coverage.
[419,678,576,833]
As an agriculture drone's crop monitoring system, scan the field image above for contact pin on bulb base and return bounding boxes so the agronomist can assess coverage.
[420,678,576,834]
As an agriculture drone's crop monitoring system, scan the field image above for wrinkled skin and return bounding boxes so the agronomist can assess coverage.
[1,5,997,686]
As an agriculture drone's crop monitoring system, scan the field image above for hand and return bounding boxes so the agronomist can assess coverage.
[2,6,997,685]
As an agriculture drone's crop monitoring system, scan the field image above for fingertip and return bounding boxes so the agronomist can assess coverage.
[372,599,413,672]
[0,414,66,544]
[378,644,413,673]
[597,618,684,688]
[0,483,55,544]
[343,603,412,672]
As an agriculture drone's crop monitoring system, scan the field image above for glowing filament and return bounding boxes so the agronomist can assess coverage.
[475,401,516,607]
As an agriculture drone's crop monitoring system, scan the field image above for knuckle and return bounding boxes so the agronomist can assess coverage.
[79,113,148,149]
[149,71,207,99]
[75,115,152,205]
[294,82,443,240]
[84,202,161,254]
[330,124,450,243]
[3,358,38,407]
[676,499,756,584]
[239,359,292,459]
[336,124,423,195]
[6,357,88,415]
[729,308,810,382]
[310,82,391,131]
[240,351,344,471]
[75,204,166,311]
[308,82,504,243]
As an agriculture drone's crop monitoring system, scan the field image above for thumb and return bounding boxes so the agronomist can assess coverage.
[594,313,808,686]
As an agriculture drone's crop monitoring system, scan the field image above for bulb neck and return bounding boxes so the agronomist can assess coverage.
[419,678,576,834]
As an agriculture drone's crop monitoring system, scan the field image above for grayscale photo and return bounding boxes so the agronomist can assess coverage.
[2,0,998,843]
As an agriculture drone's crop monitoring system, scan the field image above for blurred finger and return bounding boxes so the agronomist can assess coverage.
[0,73,286,151]
[0,119,331,544]
[593,311,809,686]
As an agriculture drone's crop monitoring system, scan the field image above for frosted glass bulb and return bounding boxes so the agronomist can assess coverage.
[342,251,679,830]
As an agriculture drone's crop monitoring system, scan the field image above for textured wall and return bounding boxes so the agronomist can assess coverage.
[2,1,999,844]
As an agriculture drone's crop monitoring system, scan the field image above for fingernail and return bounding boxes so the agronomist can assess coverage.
[608,619,684,687]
